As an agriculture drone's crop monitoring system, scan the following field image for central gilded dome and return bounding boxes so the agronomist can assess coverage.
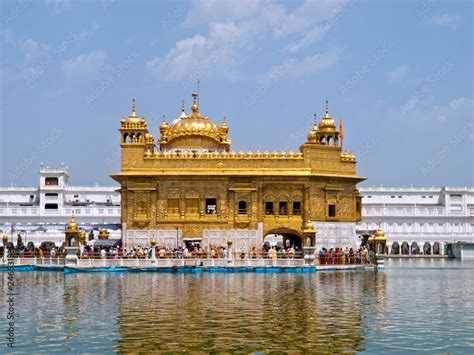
[159,92,230,151]
[168,105,220,143]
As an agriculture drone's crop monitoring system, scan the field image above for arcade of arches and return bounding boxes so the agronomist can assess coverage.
[387,241,442,255]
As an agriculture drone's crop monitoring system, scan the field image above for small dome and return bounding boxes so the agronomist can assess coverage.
[219,119,229,135]
[307,114,318,143]
[160,121,170,133]
[66,217,78,232]
[125,99,146,125]
[374,229,386,240]
[318,100,337,132]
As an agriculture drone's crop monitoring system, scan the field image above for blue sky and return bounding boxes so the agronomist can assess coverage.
[0,0,472,187]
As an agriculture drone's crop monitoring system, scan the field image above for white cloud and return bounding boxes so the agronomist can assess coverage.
[274,0,350,37]
[62,50,108,75]
[147,19,261,82]
[148,0,348,82]
[387,65,409,84]
[1,30,50,63]
[147,35,207,81]
[45,0,72,14]
[430,13,462,28]
[391,96,474,124]
[185,0,267,25]
[286,24,331,53]
[264,48,342,80]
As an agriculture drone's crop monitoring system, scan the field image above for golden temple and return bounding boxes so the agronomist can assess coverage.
[111,92,365,251]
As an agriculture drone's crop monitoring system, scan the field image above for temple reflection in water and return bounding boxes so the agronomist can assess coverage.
[113,272,387,352]
[111,92,365,251]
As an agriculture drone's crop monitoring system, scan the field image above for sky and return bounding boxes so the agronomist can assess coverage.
[0,0,472,188]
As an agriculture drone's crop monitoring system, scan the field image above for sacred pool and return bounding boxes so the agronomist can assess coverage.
[0,259,472,353]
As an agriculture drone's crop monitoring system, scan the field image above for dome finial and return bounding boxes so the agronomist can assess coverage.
[325,99,329,115]
[191,91,199,113]
[181,99,185,113]
[313,113,317,127]
[223,116,227,124]
[131,98,136,116]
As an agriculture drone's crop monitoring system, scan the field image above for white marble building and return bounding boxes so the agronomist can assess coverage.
[357,186,474,255]
[2,167,473,253]
[0,165,121,246]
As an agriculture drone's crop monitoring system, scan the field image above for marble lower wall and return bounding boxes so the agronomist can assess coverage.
[125,229,259,251]
[313,222,358,250]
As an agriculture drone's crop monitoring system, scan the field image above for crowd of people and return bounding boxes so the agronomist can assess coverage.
[2,236,373,265]
[318,246,371,265]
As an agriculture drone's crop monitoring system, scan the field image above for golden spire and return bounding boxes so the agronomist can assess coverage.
[181,99,185,113]
[191,91,199,113]
[324,99,331,118]
[131,98,137,117]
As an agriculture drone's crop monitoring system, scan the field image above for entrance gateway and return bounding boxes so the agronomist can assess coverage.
[112,92,365,252]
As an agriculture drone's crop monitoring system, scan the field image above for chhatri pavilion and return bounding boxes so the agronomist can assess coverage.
[111,92,365,251]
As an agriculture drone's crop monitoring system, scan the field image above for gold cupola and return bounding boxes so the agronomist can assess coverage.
[318,99,337,132]
[65,216,79,247]
[219,116,229,136]
[159,119,170,144]
[159,92,230,151]
[307,113,318,143]
[65,217,78,233]
[120,99,150,145]
[316,99,339,146]
[125,99,146,125]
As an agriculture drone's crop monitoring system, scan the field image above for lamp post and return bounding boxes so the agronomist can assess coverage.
[150,238,157,262]
[2,233,8,264]
[176,227,179,250]
[227,239,233,263]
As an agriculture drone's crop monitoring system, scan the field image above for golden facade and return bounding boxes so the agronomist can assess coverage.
[111,93,365,250]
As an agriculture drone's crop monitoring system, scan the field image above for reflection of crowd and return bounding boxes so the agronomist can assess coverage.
[318,247,370,265]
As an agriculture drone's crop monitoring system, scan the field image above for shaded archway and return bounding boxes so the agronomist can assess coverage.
[264,228,303,251]
[401,242,409,255]
[391,241,400,255]
[423,242,431,255]
[433,242,441,255]
[411,242,420,255]
[377,243,384,254]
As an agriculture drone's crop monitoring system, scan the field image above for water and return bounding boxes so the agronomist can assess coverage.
[1,259,473,353]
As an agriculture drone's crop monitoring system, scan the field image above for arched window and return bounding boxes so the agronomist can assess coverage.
[238,201,247,215]
[123,133,129,143]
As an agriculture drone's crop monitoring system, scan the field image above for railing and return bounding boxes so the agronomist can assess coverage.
[0,206,120,216]
[317,255,369,265]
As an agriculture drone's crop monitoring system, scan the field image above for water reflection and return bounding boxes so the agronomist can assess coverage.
[1,260,473,353]
[116,271,386,353]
